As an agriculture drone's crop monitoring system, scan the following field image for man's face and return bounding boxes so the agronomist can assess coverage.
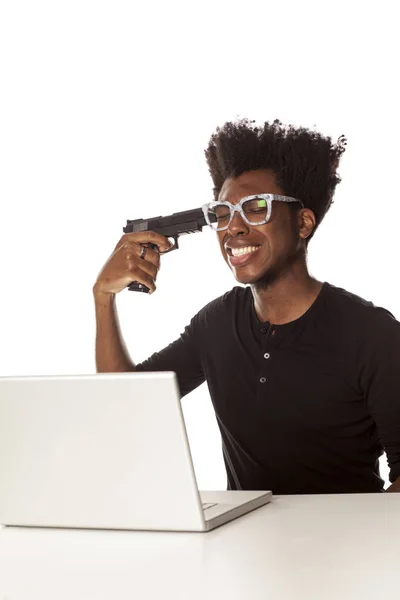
[217,169,305,289]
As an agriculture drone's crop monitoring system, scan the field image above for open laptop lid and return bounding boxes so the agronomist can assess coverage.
[0,373,206,531]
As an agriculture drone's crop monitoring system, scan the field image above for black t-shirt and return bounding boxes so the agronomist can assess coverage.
[136,282,400,494]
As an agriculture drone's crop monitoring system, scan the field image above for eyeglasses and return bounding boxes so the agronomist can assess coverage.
[202,194,304,232]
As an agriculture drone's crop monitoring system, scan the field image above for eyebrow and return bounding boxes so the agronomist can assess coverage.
[219,192,265,203]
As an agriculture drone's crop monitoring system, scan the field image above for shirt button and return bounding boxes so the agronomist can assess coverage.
[264,353,270,359]
[260,377,266,383]
[260,327,267,334]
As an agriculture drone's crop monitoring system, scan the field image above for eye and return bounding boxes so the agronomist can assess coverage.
[209,204,230,222]
[243,198,268,219]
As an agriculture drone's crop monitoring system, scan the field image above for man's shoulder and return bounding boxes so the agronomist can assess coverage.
[325,282,376,311]
[325,282,399,331]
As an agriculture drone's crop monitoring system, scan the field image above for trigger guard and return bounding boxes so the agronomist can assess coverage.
[159,237,178,254]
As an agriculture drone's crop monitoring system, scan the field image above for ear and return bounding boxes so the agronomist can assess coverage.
[297,208,316,240]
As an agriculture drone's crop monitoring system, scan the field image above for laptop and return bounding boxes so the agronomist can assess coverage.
[0,373,272,532]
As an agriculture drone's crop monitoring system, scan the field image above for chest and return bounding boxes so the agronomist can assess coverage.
[203,326,367,434]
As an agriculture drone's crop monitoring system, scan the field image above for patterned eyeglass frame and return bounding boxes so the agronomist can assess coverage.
[202,194,304,231]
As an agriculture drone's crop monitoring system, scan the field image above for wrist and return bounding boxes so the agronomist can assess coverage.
[93,285,116,305]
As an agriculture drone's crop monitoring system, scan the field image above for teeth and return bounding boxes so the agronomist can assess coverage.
[231,246,259,257]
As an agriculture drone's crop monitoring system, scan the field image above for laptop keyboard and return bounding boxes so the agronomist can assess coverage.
[202,502,217,510]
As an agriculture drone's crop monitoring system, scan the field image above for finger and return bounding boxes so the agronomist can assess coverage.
[126,263,156,293]
[121,241,160,270]
[127,250,158,280]
[141,230,173,250]
[116,231,172,253]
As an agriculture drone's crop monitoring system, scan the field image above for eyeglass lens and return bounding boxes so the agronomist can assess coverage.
[206,198,268,230]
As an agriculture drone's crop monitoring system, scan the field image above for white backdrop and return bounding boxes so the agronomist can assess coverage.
[1,0,399,490]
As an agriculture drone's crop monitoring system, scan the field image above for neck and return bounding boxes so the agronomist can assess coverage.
[251,263,323,325]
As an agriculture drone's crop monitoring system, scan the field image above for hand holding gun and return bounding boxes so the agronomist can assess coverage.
[122,208,209,293]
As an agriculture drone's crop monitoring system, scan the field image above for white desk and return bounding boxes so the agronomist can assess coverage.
[0,492,399,600]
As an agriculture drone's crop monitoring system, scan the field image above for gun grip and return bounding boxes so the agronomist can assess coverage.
[128,281,151,293]
[128,242,158,293]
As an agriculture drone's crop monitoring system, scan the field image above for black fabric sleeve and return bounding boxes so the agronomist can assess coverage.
[360,308,400,483]
[135,315,205,398]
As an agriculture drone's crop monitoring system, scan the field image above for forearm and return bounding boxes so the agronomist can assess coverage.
[386,476,400,493]
[93,289,135,373]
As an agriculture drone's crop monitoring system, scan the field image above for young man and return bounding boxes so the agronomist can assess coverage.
[93,118,400,494]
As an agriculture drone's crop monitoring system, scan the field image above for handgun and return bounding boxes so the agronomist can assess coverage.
[123,207,215,293]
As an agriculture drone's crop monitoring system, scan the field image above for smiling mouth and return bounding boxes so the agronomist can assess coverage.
[227,245,261,267]
[227,245,261,257]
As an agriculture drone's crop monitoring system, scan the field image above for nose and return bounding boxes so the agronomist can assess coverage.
[227,211,249,236]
